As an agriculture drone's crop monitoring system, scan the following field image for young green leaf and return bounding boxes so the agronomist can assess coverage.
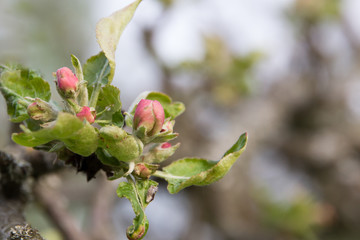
[71,54,84,81]
[96,0,143,82]
[0,65,51,122]
[99,125,143,163]
[94,85,123,126]
[12,113,98,156]
[146,92,185,119]
[83,52,111,86]
[158,132,248,194]
[96,148,123,167]
[117,179,158,240]
[61,122,99,156]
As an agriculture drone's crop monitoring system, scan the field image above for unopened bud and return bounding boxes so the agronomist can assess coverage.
[27,98,58,122]
[56,67,79,97]
[134,163,152,178]
[133,99,165,137]
[133,163,158,179]
[142,142,180,163]
[76,106,96,123]
[160,120,174,133]
[161,142,171,148]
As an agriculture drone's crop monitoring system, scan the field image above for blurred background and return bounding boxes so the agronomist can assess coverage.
[1,0,360,239]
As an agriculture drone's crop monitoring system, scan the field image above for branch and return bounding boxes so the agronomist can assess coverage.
[90,173,116,240]
[33,181,89,240]
[0,151,44,239]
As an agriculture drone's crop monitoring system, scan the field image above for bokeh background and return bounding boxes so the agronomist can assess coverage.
[1,0,360,239]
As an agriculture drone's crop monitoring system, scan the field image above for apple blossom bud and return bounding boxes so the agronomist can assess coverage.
[56,67,79,97]
[161,142,171,148]
[134,163,152,179]
[133,99,165,136]
[160,120,174,133]
[127,225,145,240]
[27,98,58,122]
[142,142,180,163]
[76,106,96,123]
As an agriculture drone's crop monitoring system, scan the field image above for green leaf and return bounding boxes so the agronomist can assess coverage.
[223,132,248,157]
[0,65,51,122]
[95,85,122,126]
[117,179,158,240]
[71,54,84,81]
[146,92,185,119]
[12,112,98,156]
[111,110,125,128]
[159,132,248,194]
[96,148,122,167]
[99,125,143,163]
[83,52,111,86]
[61,122,99,156]
[96,0,143,82]
[125,91,185,127]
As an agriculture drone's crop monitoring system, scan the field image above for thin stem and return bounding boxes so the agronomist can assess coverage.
[65,98,80,113]
[123,161,135,177]
[89,82,101,108]
[152,170,190,180]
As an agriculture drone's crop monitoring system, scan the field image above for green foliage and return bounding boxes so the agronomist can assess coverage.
[146,92,185,119]
[99,125,143,163]
[96,0,143,82]
[83,52,110,86]
[12,113,98,156]
[0,65,50,122]
[159,133,247,193]
[95,85,123,127]
[71,54,84,82]
[117,179,158,240]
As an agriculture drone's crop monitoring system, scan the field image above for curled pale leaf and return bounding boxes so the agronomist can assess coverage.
[157,132,248,194]
[117,179,158,240]
[96,0,142,82]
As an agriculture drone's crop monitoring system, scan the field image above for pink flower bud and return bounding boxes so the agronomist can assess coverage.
[133,99,165,136]
[56,67,79,97]
[134,163,152,179]
[161,142,171,149]
[76,106,96,123]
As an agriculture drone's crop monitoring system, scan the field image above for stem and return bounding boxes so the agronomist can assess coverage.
[89,82,101,108]
[123,161,135,177]
[65,98,80,113]
[152,170,190,180]
[94,120,111,124]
